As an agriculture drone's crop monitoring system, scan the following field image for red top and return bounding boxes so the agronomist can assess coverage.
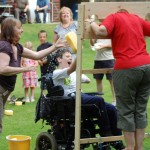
[102,12,150,69]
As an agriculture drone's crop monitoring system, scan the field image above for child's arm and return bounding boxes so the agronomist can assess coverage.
[67,58,76,75]
[38,57,48,66]
[34,60,39,67]
[38,60,43,66]
[94,39,112,51]
[97,43,111,50]
[42,57,48,64]
[82,74,91,83]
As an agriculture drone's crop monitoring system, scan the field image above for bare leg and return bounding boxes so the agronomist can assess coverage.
[30,87,35,102]
[134,129,145,150]
[30,87,35,98]
[25,87,29,98]
[24,87,30,102]
[96,79,103,92]
[123,130,135,150]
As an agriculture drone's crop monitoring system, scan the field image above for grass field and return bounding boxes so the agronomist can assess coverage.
[0,23,150,150]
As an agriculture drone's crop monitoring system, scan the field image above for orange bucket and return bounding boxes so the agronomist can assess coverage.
[6,135,31,150]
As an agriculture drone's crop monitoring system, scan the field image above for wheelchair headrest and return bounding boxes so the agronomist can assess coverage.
[45,73,54,87]
[45,73,64,96]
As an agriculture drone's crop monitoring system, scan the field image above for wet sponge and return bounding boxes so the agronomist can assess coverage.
[4,110,13,116]
[65,32,77,53]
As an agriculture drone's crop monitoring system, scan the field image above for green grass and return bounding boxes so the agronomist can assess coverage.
[0,24,150,150]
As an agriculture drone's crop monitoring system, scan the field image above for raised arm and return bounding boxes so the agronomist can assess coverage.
[90,21,108,37]
[22,38,67,60]
[67,58,76,75]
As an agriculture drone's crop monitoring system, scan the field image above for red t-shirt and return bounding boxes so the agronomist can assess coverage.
[102,12,150,69]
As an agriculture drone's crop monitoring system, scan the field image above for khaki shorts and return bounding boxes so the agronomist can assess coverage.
[112,65,150,131]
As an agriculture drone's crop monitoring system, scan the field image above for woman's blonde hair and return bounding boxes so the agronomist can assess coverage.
[59,7,73,22]
[24,41,33,50]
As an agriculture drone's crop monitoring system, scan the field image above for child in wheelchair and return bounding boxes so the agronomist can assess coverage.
[35,48,125,150]
[52,48,125,150]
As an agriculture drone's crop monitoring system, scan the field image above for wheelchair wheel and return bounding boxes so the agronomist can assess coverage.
[35,132,57,150]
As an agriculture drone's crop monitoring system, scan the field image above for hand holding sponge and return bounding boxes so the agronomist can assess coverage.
[65,32,77,53]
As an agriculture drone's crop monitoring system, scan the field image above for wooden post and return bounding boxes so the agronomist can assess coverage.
[74,3,84,150]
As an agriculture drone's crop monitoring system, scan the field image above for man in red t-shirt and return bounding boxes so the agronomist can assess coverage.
[89,9,150,150]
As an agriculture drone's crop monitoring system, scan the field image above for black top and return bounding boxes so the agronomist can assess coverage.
[0,41,23,91]
[37,42,56,76]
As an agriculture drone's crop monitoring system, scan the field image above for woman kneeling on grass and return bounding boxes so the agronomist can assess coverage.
[0,17,68,134]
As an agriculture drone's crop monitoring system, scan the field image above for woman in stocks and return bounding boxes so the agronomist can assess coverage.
[0,17,67,134]
[53,6,77,59]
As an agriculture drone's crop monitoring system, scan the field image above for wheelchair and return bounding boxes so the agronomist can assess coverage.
[34,74,110,150]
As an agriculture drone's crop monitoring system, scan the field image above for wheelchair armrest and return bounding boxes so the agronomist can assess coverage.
[84,92,104,96]
[81,103,100,119]
[47,95,73,102]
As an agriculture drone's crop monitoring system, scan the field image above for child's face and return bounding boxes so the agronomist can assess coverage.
[38,32,47,44]
[59,52,72,68]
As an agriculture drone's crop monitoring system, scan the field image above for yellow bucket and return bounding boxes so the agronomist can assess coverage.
[6,135,31,150]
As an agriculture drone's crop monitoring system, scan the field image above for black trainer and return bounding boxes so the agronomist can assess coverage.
[99,143,111,150]
[110,141,125,150]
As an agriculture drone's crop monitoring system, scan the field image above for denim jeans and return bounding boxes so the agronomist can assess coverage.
[34,9,47,23]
